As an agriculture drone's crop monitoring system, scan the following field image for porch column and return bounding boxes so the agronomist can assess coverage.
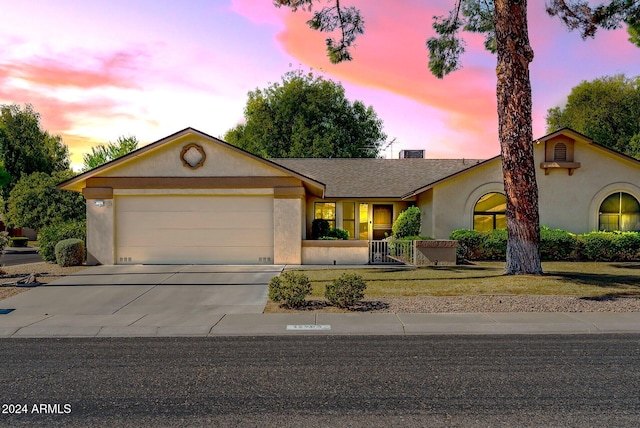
[273,187,304,264]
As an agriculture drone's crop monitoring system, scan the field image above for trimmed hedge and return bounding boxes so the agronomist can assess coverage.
[540,227,578,261]
[55,238,85,267]
[38,220,86,262]
[392,206,421,239]
[450,228,640,262]
[8,237,29,247]
[581,231,640,261]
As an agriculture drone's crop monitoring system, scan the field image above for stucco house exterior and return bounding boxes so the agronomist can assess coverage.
[59,127,640,266]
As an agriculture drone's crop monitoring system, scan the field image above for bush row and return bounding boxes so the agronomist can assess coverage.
[269,271,367,308]
[450,227,640,262]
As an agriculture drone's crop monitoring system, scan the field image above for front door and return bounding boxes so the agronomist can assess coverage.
[372,204,393,240]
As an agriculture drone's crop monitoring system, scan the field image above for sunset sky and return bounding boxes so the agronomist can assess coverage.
[1,0,639,170]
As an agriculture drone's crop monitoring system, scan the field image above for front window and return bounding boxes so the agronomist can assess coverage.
[359,203,369,240]
[314,202,336,229]
[474,193,507,232]
[599,192,640,231]
[343,202,355,238]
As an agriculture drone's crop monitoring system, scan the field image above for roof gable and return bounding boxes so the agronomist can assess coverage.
[59,128,325,193]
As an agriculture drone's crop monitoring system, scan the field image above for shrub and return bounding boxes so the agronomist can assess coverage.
[38,220,86,262]
[450,229,485,260]
[449,229,506,261]
[8,236,28,247]
[312,219,330,240]
[580,231,640,261]
[55,238,85,267]
[0,231,8,254]
[483,229,507,260]
[325,273,367,308]
[325,228,349,240]
[540,226,579,261]
[392,206,421,239]
[268,271,312,308]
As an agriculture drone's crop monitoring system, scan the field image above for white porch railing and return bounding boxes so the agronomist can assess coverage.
[369,240,411,264]
[369,239,459,265]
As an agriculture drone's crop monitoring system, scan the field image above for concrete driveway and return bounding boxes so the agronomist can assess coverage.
[0,265,283,331]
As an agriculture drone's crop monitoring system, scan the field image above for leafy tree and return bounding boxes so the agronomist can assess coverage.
[0,104,70,201]
[83,135,139,171]
[4,170,85,230]
[225,70,386,158]
[274,0,640,275]
[546,74,640,158]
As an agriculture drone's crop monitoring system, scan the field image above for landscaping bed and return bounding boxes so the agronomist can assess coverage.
[265,261,640,313]
[0,262,88,300]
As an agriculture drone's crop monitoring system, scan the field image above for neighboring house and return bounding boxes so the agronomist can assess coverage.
[58,127,640,265]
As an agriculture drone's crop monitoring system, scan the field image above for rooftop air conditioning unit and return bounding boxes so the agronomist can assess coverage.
[399,150,425,159]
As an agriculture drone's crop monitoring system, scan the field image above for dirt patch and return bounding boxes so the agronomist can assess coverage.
[0,263,88,302]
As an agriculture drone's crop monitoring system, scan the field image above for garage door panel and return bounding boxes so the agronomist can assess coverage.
[116,195,274,264]
[118,227,273,248]
[119,196,270,212]
[117,211,273,232]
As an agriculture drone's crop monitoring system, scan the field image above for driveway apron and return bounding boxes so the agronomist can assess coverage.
[0,265,283,328]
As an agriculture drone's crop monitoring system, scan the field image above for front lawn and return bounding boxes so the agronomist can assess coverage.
[283,262,640,298]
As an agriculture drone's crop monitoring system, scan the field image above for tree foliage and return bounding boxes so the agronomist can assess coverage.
[546,74,640,158]
[274,0,364,63]
[83,135,139,171]
[275,1,640,275]
[0,104,70,201]
[225,70,386,158]
[4,170,86,230]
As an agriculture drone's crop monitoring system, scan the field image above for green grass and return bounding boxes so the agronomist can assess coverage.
[289,262,640,298]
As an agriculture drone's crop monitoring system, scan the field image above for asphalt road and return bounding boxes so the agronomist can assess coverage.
[0,252,42,267]
[1,335,639,427]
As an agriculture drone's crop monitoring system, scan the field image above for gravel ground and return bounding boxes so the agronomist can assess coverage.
[266,294,640,313]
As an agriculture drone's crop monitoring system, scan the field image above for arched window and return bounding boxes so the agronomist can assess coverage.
[474,193,507,232]
[599,192,640,231]
[554,142,567,161]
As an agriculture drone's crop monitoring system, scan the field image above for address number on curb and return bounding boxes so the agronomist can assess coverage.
[286,325,331,331]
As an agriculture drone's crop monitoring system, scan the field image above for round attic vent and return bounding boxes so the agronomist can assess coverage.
[180,143,206,169]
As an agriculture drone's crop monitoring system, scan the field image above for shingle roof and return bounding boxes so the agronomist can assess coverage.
[270,158,486,198]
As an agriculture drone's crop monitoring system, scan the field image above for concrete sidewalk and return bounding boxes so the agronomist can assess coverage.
[1,311,639,338]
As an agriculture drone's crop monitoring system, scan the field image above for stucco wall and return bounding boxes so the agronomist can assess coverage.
[301,240,369,264]
[535,140,640,233]
[274,197,303,264]
[429,159,504,239]
[101,134,288,178]
[421,134,640,238]
[86,198,114,265]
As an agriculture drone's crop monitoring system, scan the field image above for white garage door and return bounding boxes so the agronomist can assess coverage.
[115,195,274,264]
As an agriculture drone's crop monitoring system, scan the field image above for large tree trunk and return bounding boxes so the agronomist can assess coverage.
[494,0,542,275]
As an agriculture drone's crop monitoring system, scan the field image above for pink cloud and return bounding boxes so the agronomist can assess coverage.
[273,2,499,150]
[229,0,287,27]
[0,46,153,138]
[1,49,146,89]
